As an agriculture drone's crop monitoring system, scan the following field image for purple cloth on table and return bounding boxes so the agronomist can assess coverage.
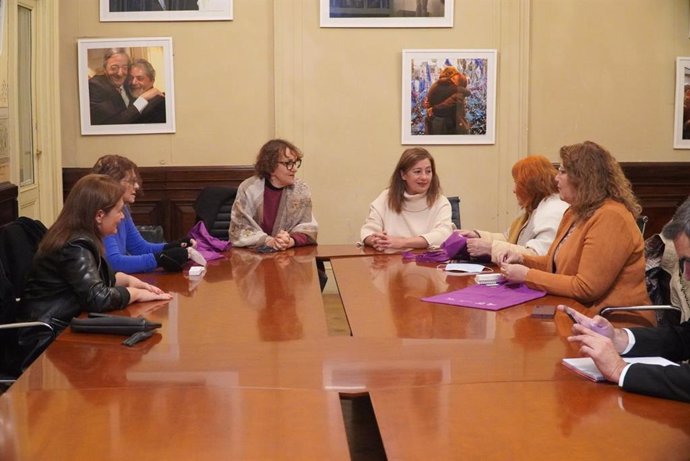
[188,221,231,261]
[402,232,469,263]
[422,283,546,311]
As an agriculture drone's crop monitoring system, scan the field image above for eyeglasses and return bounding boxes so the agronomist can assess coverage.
[278,159,302,171]
[557,166,567,175]
[679,257,690,278]
[107,65,129,73]
[122,177,139,186]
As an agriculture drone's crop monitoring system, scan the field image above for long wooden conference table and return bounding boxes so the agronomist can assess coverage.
[1,245,689,460]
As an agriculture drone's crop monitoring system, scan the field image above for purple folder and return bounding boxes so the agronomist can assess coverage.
[422,283,547,311]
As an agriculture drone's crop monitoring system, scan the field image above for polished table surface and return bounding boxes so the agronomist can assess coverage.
[1,245,689,460]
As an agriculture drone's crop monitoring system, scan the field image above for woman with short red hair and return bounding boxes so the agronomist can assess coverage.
[458,155,568,262]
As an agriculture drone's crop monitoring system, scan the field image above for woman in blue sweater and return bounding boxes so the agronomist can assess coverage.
[92,155,193,273]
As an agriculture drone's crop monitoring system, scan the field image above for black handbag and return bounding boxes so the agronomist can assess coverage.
[70,313,161,336]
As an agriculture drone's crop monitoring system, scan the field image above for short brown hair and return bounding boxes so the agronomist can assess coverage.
[254,139,303,180]
[92,154,141,186]
[559,141,641,221]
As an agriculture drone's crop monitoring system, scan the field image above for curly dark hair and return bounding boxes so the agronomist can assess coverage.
[92,154,141,185]
[254,139,303,179]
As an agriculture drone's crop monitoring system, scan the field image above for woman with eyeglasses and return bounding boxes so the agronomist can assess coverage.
[497,141,651,319]
[92,155,194,273]
[229,139,318,250]
[360,147,453,251]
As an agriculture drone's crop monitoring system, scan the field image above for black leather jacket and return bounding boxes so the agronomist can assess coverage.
[20,236,130,330]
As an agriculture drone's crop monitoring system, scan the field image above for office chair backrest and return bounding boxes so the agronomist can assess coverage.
[0,217,47,299]
[622,232,687,327]
[636,215,648,237]
[193,186,238,240]
[447,196,461,228]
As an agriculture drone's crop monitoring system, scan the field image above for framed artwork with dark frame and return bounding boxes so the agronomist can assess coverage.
[320,0,453,28]
[402,49,497,145]
[674,57,690,148]
[100,0,233,22]
[78,37,175,135]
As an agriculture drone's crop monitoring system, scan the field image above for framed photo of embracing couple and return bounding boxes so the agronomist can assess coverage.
[77,37,175,135]
[402,49,497,145]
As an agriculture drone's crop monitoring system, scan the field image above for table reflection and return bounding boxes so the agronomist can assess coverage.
[367,257,492,339]
[231,250,318,341]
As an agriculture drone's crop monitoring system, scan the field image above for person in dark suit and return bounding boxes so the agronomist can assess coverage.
[109,0,199,11]
[129,59,166,124]
[564,197,690,402]
[88,49,164,125]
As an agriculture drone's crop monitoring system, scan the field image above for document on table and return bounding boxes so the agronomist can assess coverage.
[421,283,546,311]
[444,263,491,274]
[562,356,679,382]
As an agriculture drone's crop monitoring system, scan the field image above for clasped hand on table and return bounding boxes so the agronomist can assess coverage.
[265,230,294,251]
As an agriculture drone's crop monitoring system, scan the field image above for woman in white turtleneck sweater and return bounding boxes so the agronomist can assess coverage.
[360,147,453,251]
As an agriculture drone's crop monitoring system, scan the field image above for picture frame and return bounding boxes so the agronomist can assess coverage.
[100,0,232,22]
[78,37,175,136]
[320,0,453,28]
[674,57,690,148]
[402,49,497,145]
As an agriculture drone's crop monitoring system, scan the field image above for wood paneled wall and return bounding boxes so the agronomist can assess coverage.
[63,166,254,241]
[621,163,690,238]
[0,182,18,227]
[61,163,690,242]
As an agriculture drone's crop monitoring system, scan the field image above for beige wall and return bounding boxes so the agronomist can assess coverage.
[57,0,690,244]
[59,0,275,169]
[530,0,690,159]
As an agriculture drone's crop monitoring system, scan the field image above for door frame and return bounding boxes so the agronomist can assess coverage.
[8,0,62,223]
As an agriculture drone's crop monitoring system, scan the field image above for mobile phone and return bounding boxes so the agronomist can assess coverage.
[255,244,278,254]
[565,309,578,323]
[531,305,556,319]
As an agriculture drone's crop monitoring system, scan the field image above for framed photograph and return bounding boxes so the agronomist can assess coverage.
[100,0,232,22]
[402,49,497,145]
[674,57,690,148]
[320,0,453,28]
[77,37,175,136]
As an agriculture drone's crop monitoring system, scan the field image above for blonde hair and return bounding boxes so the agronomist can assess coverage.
[559,141,641,221]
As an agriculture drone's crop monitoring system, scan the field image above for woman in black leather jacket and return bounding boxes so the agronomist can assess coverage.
[20,174,172,337]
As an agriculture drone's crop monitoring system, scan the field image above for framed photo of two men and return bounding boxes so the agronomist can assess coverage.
[101,0,233,22]
[77,37,175,136]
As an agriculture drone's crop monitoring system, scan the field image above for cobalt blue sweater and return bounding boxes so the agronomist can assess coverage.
[103,207,165,273]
